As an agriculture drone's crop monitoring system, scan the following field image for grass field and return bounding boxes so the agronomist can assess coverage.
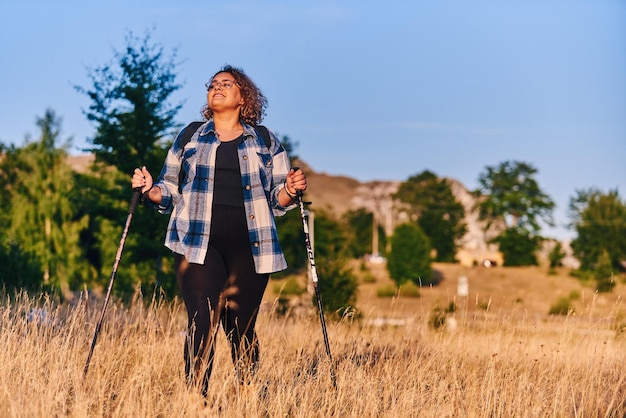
[1,262,625,417]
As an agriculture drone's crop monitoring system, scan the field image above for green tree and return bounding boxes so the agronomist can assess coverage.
[0,143,18,232]
[474,160,555,232]
[387,223,432,287]
[474,160,555,265]
[0,110,93,295]
[569,188,626,272]
[394,170,466,262]
[76,30,182,174]
[0,241,42,294]
[273,137,305,275]
[492,227,541,266]
[75,31,183,297]
[594,249,616,293]
[275,208,308,275]
[548,240,565,269]
[307,210,358,317]
[342,208,386,259]
[316,257,359,318]
[277,134,299,165]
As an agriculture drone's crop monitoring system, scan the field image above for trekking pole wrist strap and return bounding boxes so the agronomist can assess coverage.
[284,181,297,199]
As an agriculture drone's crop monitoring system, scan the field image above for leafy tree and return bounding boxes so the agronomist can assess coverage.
[569,188,626,272]
[394,170,466,262]
[76,30,182,174]
[306,210,358,317]
[474,160,554,265]
[548,240,565,269]
[75,31,183,297]
[387,223,432,287]
[0,241,43,294]
[273,136,306,275]
[275,208,308,275]
[277,206,358,316]
[277,134,299,165]
[342,208,386,259]
[0,110,93,295]
[595,249,616,293]
[316,257,359,318]
[492,227,541,266]
[474,160,554,232]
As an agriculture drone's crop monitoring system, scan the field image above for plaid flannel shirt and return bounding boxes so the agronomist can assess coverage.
[150,120,295,274]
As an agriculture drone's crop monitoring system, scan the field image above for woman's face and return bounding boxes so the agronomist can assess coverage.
[207,72,244,113]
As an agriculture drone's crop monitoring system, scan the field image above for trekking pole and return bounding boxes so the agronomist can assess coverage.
[292,168,337,388]
[83,187,142,377]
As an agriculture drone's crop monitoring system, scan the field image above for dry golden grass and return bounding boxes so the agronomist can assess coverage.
[1,263,625,417]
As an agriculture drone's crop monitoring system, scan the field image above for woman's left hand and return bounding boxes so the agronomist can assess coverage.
[286,168,307,195]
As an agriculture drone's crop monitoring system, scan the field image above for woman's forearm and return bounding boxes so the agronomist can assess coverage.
[278,185,297,207]
[145,185,163,205]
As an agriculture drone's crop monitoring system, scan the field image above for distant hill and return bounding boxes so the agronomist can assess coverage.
[293,159,508,267]
[67,154,94,174]
[292,158,577,268]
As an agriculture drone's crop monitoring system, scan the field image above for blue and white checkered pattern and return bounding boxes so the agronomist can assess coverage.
[151,120,295,274]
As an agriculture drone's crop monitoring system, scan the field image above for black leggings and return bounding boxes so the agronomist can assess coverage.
[174,204,269,393]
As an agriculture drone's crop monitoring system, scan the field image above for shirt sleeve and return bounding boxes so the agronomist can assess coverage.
[145,131,186,214]
[268,131,297,215]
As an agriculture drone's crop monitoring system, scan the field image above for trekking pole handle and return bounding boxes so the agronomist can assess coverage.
[128,187,142,214]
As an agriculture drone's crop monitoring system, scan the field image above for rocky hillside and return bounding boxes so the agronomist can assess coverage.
[298,158,580,268]
[295,158,504,266]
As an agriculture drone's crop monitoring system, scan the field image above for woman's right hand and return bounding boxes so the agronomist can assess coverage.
[132,166,153,193]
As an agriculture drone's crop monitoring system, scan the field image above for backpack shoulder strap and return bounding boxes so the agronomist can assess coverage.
[255,125,271,150]
[178,121,204,194]
[180,121,204,150]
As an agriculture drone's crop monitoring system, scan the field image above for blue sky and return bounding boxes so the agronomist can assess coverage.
[1,1,624,240]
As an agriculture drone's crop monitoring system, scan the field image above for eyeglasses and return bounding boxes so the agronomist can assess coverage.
[205,80,238,91]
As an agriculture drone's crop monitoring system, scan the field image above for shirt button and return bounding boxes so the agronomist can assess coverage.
[245,185,251,190]
[249,214,255,220]
[254,242,259,247]
[243,155,248,160]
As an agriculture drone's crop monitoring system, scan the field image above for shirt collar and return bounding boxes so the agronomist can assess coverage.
[200,119,256,140]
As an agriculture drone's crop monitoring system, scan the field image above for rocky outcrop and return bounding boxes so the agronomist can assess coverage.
[286,159,506,266]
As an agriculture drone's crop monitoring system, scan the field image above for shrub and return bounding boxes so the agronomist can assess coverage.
[493,227,540,266]
[477,299,491,311]
[316,259,358,318]
[548,241,565,268]
[397,281,420,298]
[272,276,306,296]
[376,284,397,298]
[428,304,446,330]
[569,269,594,283]
[387,223,432,287]
[549,296,574,316]
[595,250,616,293]
[568,290,581,300]
[613,312,626,338]
[360,272,376,284]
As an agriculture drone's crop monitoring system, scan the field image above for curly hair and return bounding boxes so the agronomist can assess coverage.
[202,65,268,125]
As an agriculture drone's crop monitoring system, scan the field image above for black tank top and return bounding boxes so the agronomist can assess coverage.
[213,135,245,207]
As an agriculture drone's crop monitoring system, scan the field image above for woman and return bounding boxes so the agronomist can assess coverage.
[132,65,306,395]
